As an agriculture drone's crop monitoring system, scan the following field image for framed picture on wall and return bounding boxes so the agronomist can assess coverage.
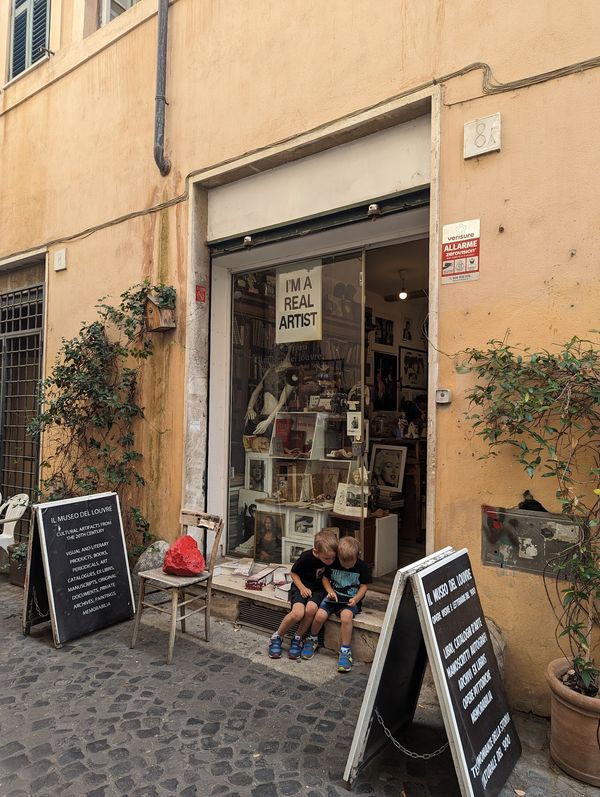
[373,351,397,411]
[369,444,408,493]
[374,316,394,347]
[399,347,427,390]
[401,316,414,343]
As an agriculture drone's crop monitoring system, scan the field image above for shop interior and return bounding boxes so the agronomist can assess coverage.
[226,235,429,593]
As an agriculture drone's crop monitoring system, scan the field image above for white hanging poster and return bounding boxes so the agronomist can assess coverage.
[275,262,322,343]
[441,219,480,284]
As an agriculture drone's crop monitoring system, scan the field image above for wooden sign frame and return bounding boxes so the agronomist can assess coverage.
[23,492,134,647]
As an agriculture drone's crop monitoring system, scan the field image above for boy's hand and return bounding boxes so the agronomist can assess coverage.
[348,598,356,607]
[327,590,338,601]
[300,586,312,598]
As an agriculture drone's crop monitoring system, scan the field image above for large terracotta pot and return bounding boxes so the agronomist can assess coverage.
[546,658,600,787]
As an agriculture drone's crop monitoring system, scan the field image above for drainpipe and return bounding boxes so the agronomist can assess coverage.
[154,0,171,176]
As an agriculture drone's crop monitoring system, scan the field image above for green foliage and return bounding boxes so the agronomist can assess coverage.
[9,542,28,564]
[27,280,176,551]
[460,335,600,696]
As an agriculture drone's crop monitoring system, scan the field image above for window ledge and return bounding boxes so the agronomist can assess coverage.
[2,54,50,92]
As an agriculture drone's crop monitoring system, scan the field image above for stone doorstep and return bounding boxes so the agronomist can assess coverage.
[210,572,387,663]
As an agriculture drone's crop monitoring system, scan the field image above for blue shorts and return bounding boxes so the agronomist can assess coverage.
[319,597,361,617]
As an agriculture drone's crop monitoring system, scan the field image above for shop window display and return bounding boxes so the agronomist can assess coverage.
[228,254,365,561]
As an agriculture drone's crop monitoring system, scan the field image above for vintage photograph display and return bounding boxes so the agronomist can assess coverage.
[238,489,267,542]
[244,452,271,492]
[254,510,285,563]
[283,539,313,566]
[288,510,319,544]
[373,351,397,411]
[369,444,408,493]
[399,347,427,390]
[333,482,368,518]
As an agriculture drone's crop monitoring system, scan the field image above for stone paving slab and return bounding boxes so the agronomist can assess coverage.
[0,579,597,797]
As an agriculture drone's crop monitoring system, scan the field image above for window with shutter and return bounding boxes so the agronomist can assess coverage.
[9,0,49,81]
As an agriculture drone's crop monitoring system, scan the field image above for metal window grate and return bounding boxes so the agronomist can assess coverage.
[0,286,44,540]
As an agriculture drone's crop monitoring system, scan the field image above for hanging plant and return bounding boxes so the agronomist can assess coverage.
[27,280,176,554]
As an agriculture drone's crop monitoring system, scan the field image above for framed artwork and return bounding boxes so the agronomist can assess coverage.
[238,489,268,543]
[399,347,427,390]
[374,316,394,347]
[373,351,397,411]
[283,539,312,566]
[244,452,271,492]
[288,510,319,544]
[369,444,408,493]
[254,510,285,563]
[401,317,414,343]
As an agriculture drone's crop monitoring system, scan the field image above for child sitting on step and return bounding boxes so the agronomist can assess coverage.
[268,529,338,659]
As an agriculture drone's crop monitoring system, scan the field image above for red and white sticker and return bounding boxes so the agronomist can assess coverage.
[441,219,480,284]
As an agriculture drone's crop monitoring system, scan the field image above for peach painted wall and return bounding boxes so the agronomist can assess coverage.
[0,0,599,710]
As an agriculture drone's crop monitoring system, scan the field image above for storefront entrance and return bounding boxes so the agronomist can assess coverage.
[208,206,431,590]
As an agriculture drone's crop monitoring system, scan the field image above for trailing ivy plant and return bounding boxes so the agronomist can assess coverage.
[27,280,176,555]
[459,335,600,696]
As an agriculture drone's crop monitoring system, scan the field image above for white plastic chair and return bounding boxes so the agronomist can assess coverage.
[0,494,30,553]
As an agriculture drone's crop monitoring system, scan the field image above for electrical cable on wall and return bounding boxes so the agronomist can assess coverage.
[4,54,600,264]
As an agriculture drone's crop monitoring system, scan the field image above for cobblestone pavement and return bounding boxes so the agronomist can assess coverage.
[0,580,596,797]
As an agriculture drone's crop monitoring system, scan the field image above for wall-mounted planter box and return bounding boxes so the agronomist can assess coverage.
[145,296,176,332]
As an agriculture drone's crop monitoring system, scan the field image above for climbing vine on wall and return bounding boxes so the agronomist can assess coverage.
[28,281,176,553]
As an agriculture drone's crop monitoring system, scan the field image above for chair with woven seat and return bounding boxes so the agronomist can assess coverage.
[130,511,224,663]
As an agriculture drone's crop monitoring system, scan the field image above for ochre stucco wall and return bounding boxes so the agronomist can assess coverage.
[0,0,599,711]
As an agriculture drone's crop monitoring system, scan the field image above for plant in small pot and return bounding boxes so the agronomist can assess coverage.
[8,542,28,588]
[460,335,600,787]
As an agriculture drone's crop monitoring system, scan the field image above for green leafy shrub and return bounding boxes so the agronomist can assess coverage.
[460,335,600,696]
[27,280,176,553]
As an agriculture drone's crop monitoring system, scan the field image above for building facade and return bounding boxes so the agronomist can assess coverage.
[1,0,599,713]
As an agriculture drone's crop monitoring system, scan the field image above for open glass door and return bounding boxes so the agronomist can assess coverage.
[226,249,366,567]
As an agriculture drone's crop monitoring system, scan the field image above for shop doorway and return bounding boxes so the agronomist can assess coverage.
[364,239,429,590]
[207,206,433,586]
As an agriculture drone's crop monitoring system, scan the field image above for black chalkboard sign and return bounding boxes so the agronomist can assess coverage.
[22,493,135,647]
[344,548,453,786]
[344,548,521,797]
[413,550,521,797]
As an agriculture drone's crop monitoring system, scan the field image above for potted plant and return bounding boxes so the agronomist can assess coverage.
[460,335,600,787]
[8,542,28,588]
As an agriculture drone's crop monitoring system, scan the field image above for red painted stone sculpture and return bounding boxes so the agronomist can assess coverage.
[163,535,206,576]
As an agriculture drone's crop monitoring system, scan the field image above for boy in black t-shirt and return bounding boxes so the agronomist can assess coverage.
[268,530,338,659]
[301,536,371,672]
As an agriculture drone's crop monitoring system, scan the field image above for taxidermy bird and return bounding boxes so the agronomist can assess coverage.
[518,490,548,513]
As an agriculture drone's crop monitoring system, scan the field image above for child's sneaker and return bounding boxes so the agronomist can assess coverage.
[338,646,353,672]
[268,634,283,658]
[301,634,318,659]
[288,634,303,660]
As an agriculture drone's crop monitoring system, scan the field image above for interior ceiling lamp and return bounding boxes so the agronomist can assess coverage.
[398,277,408,301]
[384,270,428,303]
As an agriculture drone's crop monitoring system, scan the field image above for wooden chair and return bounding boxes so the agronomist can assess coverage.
[130,511,224,664]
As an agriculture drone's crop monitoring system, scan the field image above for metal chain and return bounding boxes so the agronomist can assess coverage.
[374,708,449,760]
[32,586,49,619]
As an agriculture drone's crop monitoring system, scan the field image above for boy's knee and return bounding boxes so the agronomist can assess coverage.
[305,602,318,617]
[291,604,305,620]
[315,608,328,624]
[340,610,354,624]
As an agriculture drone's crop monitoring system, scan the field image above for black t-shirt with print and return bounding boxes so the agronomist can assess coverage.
[291,549,328,592]
[325,557,372,602]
